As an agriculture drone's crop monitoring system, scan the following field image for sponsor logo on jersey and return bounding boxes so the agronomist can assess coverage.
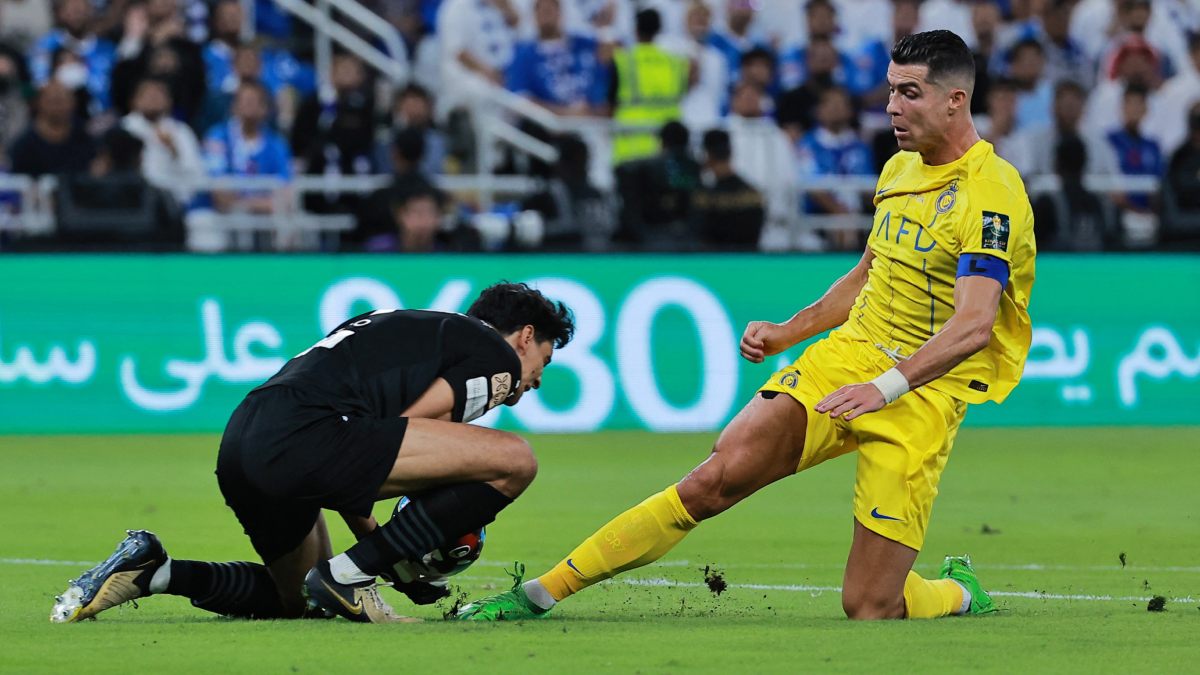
[464,377,489,422]
[490,372,512,407]
[981,210,1010,252]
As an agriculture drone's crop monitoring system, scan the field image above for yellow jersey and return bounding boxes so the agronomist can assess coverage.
[838,140,1036,404]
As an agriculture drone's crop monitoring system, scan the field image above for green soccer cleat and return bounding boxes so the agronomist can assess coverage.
[939,555,998,615]
[457,562,550,621]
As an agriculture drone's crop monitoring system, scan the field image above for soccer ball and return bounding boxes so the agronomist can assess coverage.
[387,496,485,583]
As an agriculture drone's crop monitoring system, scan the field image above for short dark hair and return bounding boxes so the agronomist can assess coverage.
[702,129,732,162]
[467,282,575,349]
[398,83,431,102]
[659,120,689,150]
[1054,133,1087,176]
[740,46,776,70]
[235,77,270,102]
[100,127,144,171]
[392,126,426,164]
[635,9,661,40]
[1054,79,1086,99]
[1007,37,1045,63]
[890,30,976,92]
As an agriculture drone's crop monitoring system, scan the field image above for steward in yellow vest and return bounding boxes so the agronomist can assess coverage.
[611,9,690,164]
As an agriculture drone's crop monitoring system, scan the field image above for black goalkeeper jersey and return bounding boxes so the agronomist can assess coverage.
[253,309,522,423]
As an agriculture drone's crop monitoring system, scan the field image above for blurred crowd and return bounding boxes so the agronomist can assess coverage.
[2,0,1200,252]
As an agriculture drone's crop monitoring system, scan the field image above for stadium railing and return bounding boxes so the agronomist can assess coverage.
[0,170,1160,251]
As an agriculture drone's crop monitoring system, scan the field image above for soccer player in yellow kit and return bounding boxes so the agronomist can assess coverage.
[460,29,1036,621]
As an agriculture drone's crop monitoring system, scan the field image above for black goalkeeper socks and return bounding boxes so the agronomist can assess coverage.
[165,560,286,619]
[345,482,512,576]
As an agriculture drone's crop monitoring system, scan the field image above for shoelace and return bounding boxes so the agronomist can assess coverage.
[363,583,400,619]
[504,561,526,591]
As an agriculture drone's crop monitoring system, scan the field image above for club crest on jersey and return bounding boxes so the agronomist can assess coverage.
[935,182,958,214]
[490,372,512,407]
[778,371,800,389]
[981,210,1011,251]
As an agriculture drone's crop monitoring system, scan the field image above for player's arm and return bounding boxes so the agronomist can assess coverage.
[400,379,456,421]
[741,246,875,363]
[815,254,1006,420]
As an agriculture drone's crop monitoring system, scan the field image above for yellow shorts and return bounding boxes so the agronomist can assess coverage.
[758,330,967,551]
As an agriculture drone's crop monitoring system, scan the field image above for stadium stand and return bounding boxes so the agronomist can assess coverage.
[1,0,1199,251]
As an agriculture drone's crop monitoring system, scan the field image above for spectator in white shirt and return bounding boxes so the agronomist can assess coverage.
[436,0,520,117]
[121,77,205,203]
[726,80,794,233]
[1154,33,1200,158]
[1009,79,1116,178]
[1073,0,1189,80]
[663,1,727,129]
[918,0,976,48]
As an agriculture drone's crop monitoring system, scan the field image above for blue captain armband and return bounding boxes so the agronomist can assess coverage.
[956,253,1009,287]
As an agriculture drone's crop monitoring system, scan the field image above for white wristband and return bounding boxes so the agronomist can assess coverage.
[870,368,910,404]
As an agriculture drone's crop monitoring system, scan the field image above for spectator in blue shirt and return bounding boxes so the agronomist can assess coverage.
[506,0,611,116]
[1107,83,1162,218]
[707,0,770,87]
[778,0,855,92]
[1007,38,1054,131]
[794,86,872,249]
[375,84,447,178]
[28,0,116,111]
[202,80,291,215]
[737,46,779,109]
[203,0,316,103]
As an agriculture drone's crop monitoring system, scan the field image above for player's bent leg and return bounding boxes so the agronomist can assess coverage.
[458,394,810,621]
[160,515,329,620]
[676,392,810,520]
[841,519,919,620]
[51,525,313,622]
[314,420,532,616]
[268,514,334,617]
[843,519,995,620]
[379,418,539,499]
[301,514,416,623]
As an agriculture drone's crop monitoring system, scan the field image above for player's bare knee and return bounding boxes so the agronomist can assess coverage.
[842,590,905,620]
[679,456,745,521]
[489,434,538,496]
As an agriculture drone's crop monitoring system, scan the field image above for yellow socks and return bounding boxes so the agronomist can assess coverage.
[902,570,965,618]
[538,484,698,601]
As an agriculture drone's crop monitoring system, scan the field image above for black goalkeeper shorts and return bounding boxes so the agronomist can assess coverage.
[216,385,408,563]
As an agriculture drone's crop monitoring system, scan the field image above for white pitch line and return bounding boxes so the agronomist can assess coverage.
[590,577,1200,605]
[11,552,1200,571]
[475,559,1200,574]
[1,558,99,567]
[5,558,1193,605]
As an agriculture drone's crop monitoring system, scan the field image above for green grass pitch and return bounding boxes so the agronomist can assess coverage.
[2,428,1197,673]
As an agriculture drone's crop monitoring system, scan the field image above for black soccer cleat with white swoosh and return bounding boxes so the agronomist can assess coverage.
[50,529,167,623]
[302,560,418,624]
